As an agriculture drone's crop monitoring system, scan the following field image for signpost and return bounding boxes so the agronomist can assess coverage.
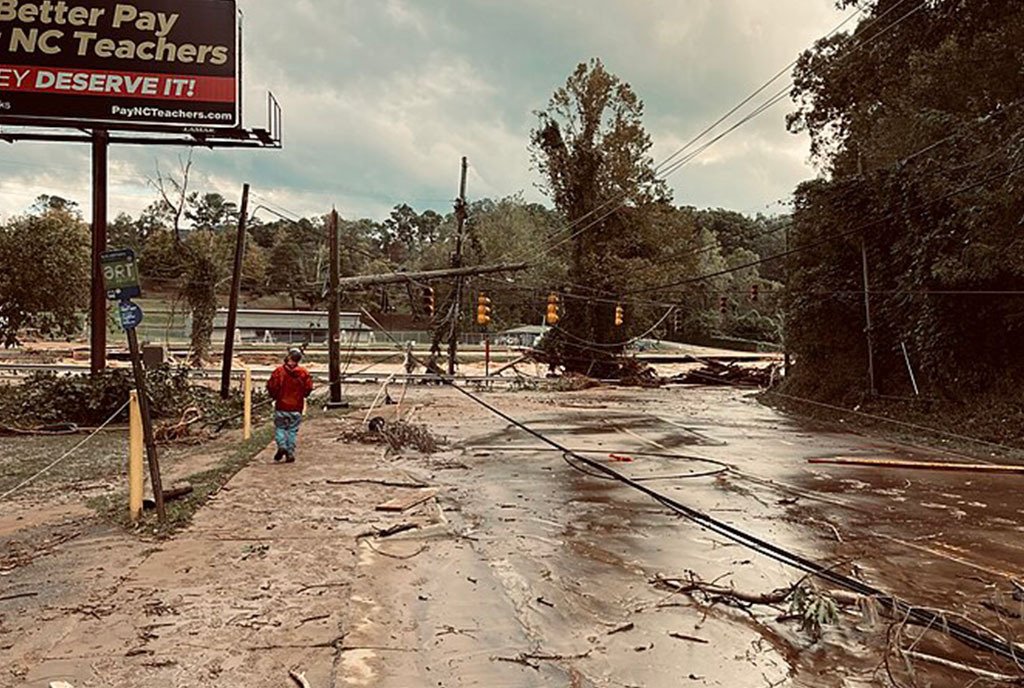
[101,248,165,523]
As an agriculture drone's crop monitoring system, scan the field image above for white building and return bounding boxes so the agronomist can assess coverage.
[210,309,373,344]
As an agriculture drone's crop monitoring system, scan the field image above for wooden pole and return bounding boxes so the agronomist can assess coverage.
[861,238,878,396]
[328,208,346,407]
[809,457,1024,474]
[220,183,250,399]
[90,129,109,374]
[448,157,468,376]
[243,366,252,441]
[128,390,144,523]
[127,327,166,522]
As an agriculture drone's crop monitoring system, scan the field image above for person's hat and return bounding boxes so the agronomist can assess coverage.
[287,347,303,362]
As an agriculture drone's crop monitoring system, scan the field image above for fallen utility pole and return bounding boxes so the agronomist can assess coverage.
[336,263,528,291]
[809,457,1024,474]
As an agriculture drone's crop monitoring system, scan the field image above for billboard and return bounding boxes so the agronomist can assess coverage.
[0,0,239,130]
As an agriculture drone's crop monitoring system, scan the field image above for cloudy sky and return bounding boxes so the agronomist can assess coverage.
[0,0,851,223]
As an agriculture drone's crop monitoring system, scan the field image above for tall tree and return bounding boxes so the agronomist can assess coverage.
[784,0,1024,399]
[530,59,669,375]
[0,204,90,347]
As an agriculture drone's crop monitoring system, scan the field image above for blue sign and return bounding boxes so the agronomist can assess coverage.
[118,301,144,331]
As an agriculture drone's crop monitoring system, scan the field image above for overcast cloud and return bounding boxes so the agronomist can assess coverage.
[0,0,848,223]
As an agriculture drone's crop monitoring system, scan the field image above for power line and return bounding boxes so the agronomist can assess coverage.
[625,160,1024,296]
[516,0,926,264]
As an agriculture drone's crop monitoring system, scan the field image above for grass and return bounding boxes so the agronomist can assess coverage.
[88,422,275,536]
[0,431,129,499]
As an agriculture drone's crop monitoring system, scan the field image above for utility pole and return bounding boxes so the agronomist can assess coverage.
[220,183,250,399]
[90,129,109,374]
[327,208,347,407]
[861,238,878,396]
[857,151,877,396]
[448,157,468,376]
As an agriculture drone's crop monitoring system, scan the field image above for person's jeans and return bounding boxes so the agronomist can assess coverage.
[274,411,303,455]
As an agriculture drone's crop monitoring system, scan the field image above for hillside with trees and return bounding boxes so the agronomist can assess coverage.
[782,0,1024,417]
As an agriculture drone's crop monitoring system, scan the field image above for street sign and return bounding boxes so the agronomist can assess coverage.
[118,301,144,331]
[101,248,142,301]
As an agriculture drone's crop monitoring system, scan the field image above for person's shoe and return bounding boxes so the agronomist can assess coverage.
[273,449,286,462]
[284,452,296,463]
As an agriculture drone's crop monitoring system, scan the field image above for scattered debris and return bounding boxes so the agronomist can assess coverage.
[668,632,708,644]
[536,596,555,608]
[375,488,438,513]
[356,523,419,540]
[240,544,270,561]
[492,649,592,670]
[808,456,1024,474]
[0,591,38,603]
[672,361,776,387]
[607,622,635,635]
[288,669,312,688]
[336,418,444,454]
[326,477,428,489]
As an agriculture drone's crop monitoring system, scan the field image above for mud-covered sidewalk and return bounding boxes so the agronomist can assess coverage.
[2,385,1022,687]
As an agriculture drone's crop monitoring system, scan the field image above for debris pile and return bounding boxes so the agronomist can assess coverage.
[671,361,778,387]
[336,418,444,454]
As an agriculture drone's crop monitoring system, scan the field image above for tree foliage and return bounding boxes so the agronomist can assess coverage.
[784,0,1024,400]
[0,201,90,347]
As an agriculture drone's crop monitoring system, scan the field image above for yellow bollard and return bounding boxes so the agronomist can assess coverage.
[243,366,252,441]
[128,391,144,522]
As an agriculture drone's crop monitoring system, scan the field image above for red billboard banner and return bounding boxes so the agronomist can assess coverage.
[0,0,239,130]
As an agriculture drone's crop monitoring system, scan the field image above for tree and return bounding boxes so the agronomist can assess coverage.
[784,0,1024,399]
[0,205,90,347]
[530,59,669,375]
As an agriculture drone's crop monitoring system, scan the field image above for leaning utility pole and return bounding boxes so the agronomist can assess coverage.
[447,157,469,376]
[861,238,878,396]
[220,183,250,399]
[857,152,878,396]
[327,208,346,407]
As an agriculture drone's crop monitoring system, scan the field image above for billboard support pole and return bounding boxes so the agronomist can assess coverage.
[90,129,109,375]
[220,182,250,399]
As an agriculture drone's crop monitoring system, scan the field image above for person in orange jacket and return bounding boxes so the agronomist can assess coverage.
[267,348,314,463]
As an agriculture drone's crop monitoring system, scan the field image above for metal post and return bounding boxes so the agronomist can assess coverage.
[448,157,468,376]
[861,238,878,396]
[901,341,920,396]
[127,327,166,523]
[90,129,109,374]
[484,334,491,378]
[220,183,250,399]
[327,209,346,407]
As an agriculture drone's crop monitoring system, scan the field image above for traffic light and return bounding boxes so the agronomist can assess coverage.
[719,296,729,314]
[422,286,435,318]
[614,304,624,327]
[546,293,560,325]
[749,284,759,302]
[476,293,492,326]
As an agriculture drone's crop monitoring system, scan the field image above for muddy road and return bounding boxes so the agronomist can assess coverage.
[2,385,1022,686]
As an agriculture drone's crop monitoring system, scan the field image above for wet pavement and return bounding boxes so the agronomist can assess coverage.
[2,384,1021,687]
[356,385,1024,687]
